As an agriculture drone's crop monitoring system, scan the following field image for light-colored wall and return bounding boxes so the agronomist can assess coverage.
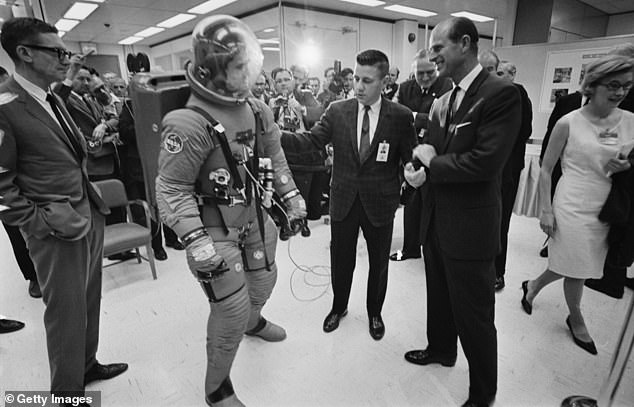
[495,35,634,142]
[606,13,634,37]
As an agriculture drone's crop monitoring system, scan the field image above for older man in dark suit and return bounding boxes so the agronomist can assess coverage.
[390,49,453,262]
[0,17,127,403]
[305,50,416,340]
[405,17,521,407]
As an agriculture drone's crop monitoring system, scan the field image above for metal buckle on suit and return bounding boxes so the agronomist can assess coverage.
[198,194,247,207]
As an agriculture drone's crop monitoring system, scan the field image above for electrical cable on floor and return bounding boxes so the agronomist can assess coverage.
[286,233,331,302]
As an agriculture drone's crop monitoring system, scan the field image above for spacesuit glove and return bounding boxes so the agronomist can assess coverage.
[185,234,226,278]
[286,194,307,221]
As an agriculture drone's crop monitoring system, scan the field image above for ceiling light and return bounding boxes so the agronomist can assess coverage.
[188,0,237,14]
[64,2,99,20]
[157,13,196,28]
[55,19,80,32]
[58,31,66,38]
[450,11,494,22]
[118,36,143,45]
[263,28,275,33]
[258,38,279,44]
[338,0,385,7]
[262,47,280,52]
[384,5,436,17]
[134,27,165,38]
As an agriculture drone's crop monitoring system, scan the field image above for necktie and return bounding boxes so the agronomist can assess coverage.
[47,93,83,156]
[444,86,460,135]
[359,105,371,160]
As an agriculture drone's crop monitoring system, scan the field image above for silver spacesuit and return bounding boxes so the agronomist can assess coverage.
[156,15,306,407]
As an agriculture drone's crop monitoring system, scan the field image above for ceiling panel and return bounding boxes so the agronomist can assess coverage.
[39,0,628,48]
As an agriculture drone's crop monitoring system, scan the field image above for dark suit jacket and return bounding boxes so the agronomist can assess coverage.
[502,83,533,182]
[310,97,417,226]
[397,77,453,135]
[421,69,521,260]
[0,77,108,240]
[54,83,118,176]
[294,88,324,128]
[540,91,582,162]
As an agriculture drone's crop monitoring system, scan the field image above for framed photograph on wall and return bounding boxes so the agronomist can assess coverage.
[539,47,611,112]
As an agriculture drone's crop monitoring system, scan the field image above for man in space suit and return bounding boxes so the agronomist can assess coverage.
[155,15,306,407]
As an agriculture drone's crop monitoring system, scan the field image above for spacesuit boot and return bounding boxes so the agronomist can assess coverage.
[245,316,287,342]
[205,377,245,407]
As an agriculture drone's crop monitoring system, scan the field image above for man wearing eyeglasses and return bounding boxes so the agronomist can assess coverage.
[0,17,127,405]
[390,49,452,263]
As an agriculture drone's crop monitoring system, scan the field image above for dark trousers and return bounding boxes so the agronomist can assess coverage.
[3,222,37,281]
[400,188,422,256]
[23,208,105,395]
[292,169,327,221]
[423,220,497,404]
[330,196,393,316]
[494,175,521,278]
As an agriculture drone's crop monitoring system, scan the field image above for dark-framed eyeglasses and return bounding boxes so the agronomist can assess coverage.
[21,44,72,61]
[598,81,633,93]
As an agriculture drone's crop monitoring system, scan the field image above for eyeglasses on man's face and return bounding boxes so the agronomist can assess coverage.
[21,44,73,61]
[598,80,633,93]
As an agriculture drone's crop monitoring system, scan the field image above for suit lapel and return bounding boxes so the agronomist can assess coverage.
[440,70,489,153]
[10,81,83,161]
[69,92,97,122]
[347,100,361,163]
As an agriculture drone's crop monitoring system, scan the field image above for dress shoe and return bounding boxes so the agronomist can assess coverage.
[323,309,347,333]
[166,240,186,250]
[625,277,634,290]
[245,317,286,342]
[494,276,505,292]
[565,316,597,355]
[521,280,532,315]
[369,315,385,340]
[107,251,137,261]
[300,223,311,237]
[461,400,491,407]
[561,395,598,407]
[404,349,456,367]
[0,318,25,334]
[28,280,42,298]
[153,247,168,261]
[539,245,548,258]
[84,362,129,385]
[389,250,421,261]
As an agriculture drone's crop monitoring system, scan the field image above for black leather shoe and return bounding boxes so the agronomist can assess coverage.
[300,223,311,237]
[565,317,597,355]
[461,400,491,407]
[369,315,385,340]
[29,280,42,298]
[0,318,25,334]
[153,247,168,261]
[494,276,505,292]
[323,310,347,333]
[107,251,137,261]
[166,240,185,250]
[404,349,456,367]
[521,280,532,315]
[84,362,129,385]
[389,250,421,261]
[561,395,598,407]
[539,245,548,258]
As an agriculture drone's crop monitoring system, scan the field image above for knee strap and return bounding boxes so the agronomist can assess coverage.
[206,377,235,404]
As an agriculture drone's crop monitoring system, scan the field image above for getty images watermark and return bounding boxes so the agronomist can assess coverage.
[4,391,101,406]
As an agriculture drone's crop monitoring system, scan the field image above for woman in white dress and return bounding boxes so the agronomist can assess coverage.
[521,55,634,355]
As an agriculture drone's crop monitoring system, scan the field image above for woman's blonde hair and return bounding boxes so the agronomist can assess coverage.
[581,54,633,97]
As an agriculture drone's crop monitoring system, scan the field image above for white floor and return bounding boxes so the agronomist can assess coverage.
[1,210,633,407]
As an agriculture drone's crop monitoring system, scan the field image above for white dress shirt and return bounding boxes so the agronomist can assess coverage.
[452,64,483,112]
[356,96,382,149]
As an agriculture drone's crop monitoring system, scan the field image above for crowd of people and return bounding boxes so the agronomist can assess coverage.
[1,12,633,407]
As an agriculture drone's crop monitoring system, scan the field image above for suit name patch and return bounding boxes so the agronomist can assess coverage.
[376,141,389,162]
[164,133,183,154]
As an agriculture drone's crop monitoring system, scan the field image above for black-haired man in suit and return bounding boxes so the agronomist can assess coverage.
[405,17,521,407]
